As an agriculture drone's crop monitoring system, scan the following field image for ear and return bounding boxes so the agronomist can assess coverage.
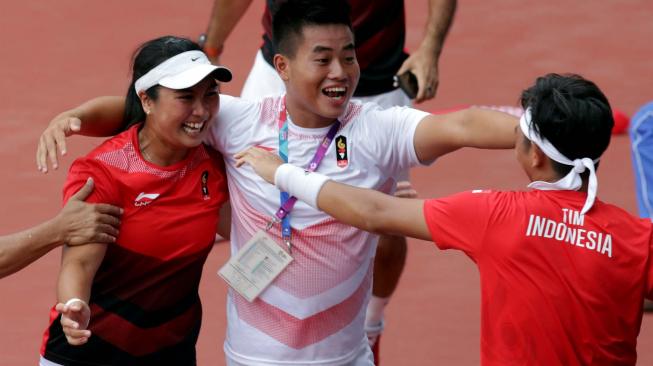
[138,90,153,115]
[530,144,547,169]
[274,54,290,81]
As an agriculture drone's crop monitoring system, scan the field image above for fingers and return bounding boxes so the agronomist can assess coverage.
[413,70,430,103]
[415,76,438,103]
[36,133,58,173]
[234,147,262,167]
[395,181,418,199]
[95,203,123,217]
[93,224,120,242]
[98,212,122,228]
[60,315,91,345]
[60,313,81,330]
[69,178,94,202]
[53,124,68,156]
[63,330,91,345]
[36,116,79,172]
[46,131,61,172]
[36,136,46,173]
[55,302,66,313]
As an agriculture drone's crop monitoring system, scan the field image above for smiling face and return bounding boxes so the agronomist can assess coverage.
[139,77,219,162]
[275,24,360,127]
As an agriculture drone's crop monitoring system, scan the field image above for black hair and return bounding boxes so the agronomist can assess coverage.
[520,73,614,178]
[271,0,353,58]
[123,36,202,130]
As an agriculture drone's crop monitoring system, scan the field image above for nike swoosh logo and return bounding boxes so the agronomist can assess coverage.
[135,192,160,201]
[191,57,200,61]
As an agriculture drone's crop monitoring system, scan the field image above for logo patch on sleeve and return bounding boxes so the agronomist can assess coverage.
[335,135,348,168]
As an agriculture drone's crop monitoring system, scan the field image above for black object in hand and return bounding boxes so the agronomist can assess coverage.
[393,71,418,99]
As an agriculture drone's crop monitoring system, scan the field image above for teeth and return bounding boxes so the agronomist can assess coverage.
[183,121,204,130]
[324,87,346,93]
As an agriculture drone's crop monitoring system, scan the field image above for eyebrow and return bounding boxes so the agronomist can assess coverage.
[312,43,355,53]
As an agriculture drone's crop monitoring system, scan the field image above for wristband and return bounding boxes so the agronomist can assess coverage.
[64,298,87,307]
[274,164,331,209]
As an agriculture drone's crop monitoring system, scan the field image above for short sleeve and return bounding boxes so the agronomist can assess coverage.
[422,190,494,261]
[205,94,263,154]
[63,157,119,206]
[361,105,429,176]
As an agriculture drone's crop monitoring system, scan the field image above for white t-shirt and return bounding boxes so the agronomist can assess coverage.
[205,95,428,365]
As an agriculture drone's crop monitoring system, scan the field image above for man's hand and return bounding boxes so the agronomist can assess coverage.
[36,114,82,173]
[234,147,284,184]
[55,299,92,346]
[397,44,440,104]
[55,178,122,246]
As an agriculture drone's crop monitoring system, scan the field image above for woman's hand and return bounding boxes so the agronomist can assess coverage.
[55,299,92,346]
[36,113,82,173]
[234,147,284,184]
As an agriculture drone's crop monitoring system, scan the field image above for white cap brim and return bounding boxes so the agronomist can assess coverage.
[134,50,232,93]
[159,64,232,90]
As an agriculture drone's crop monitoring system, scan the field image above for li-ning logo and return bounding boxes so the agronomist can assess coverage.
[134,192,160,207]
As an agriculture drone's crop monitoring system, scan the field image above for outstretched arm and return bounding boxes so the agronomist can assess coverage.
[397,0,457,103]
[316,181,430,240]
[413,107,518,163]
[36,96,125,172]
[234,148,432,241]
[202,0,254,63]
[0,178,121,279]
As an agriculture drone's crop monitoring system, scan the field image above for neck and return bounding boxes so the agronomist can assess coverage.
[284,95,337,129]
[138,126,189,166]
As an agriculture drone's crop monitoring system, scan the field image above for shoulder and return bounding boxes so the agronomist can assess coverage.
[352,101,429,126]
[84,126,135,159]
[425,189,522,217]
[218,94,262,116]
[594,199,652,228]
[217,94,284,128]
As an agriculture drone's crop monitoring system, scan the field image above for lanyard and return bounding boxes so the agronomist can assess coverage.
[267,98,340,253]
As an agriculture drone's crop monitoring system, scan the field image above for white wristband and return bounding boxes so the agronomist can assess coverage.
[64,298,87,307]
[274,164,331,209]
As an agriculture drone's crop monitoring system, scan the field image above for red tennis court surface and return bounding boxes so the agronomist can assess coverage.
[1,1,651,364]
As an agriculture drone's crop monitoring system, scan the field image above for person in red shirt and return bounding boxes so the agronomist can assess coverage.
[236,73,653,365]
[39,36,231,365]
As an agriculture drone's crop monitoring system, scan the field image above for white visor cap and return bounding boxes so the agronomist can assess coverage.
[134,50,232,93]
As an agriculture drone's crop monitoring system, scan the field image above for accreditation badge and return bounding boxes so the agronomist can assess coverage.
[218,230,293,302]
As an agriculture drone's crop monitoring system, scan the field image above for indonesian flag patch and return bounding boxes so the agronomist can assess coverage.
[335,135,348,167]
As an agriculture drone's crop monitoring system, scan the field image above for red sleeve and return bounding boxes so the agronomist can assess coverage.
[422,190,495,261]
[63,157,119,206]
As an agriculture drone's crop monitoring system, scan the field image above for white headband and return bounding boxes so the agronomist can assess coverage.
[134,50,231,93]
[520,108,600,214]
